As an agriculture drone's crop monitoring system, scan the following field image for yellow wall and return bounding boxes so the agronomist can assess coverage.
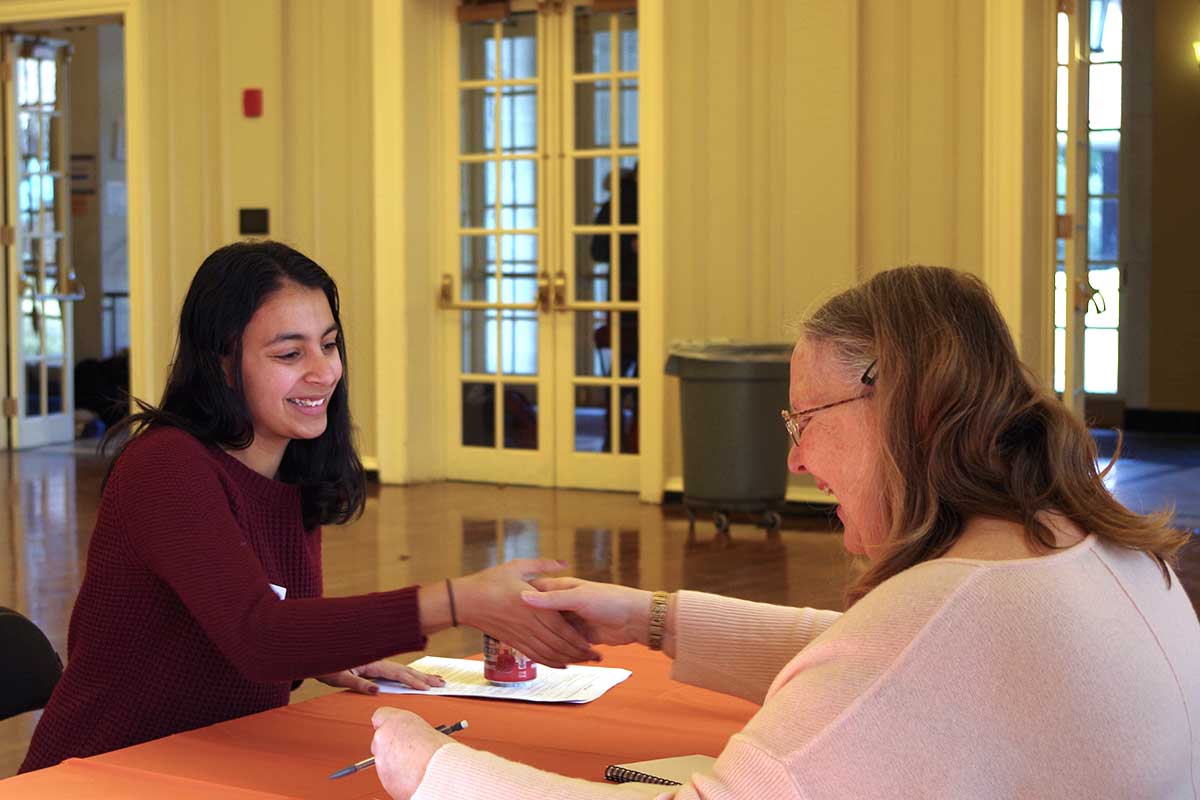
[1149,0,1200,411]
[139,0,226,404]
[107,0,385,459]
[281,0,379,462]
[859,0,984,276]
[659,0,1050,494]
[0,0,1054,490]
[367,0,448,483]
[662,1,858,496]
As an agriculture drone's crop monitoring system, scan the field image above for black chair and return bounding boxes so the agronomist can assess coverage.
[0,607,63,720]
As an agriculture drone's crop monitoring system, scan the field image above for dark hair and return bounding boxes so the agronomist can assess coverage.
[803,266,1187,606]
[104,241,366,529]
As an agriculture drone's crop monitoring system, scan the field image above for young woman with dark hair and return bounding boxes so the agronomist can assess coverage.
[20,241,596,772]
[369,266,1200,799]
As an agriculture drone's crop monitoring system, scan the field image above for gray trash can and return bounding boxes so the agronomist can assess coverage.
[665,341,793,536]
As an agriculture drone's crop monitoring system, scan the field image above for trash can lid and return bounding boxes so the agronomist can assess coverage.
[667,340,793,360]
[665,340,793,379]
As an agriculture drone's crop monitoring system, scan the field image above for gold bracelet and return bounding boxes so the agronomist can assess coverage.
[647,591,669,651]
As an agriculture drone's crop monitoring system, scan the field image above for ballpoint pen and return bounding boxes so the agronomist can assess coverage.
[328,719,469,779]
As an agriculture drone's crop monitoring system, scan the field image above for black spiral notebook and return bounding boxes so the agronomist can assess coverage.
[603,754,716,786]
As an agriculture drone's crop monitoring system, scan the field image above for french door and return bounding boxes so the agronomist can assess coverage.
[442,1,643,491]
[2,35,81,449]
[1053,0,1123,417]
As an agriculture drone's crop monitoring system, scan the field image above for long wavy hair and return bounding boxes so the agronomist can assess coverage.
[104,241,366,530]
[803,266,1188,606]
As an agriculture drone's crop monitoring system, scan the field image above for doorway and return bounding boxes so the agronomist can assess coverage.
[2,17,128,450]
[442,0,646,491]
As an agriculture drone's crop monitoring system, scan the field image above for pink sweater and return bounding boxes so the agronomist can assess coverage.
[415,535,1200,798]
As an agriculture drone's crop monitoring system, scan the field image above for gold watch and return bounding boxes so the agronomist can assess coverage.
[647,591,669,651]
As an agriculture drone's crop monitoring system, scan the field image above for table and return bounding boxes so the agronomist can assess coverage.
[0,645,757,799]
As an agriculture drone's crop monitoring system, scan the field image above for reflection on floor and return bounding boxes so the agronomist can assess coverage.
[1095,429,1200,528]
[1,430,1197,777]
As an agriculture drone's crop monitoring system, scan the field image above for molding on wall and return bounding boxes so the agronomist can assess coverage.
[847,0,860,282]
[981,0,1026,350]
[895,0,911,264]
[640,0,666,501]
[981,0,1054,380]
[370,0,408,483]
[1118,0,1152,408]
[1030,0,1056,388]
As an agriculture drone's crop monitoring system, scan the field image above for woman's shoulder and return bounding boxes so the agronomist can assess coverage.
[835,535,1106,648]
[113,426,222,480]
[821,554,1037,646]
[850,558,983,619]
[125,425,210,457]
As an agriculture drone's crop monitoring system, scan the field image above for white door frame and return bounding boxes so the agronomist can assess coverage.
[0,0,148,450]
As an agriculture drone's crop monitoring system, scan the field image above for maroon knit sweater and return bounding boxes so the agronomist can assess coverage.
[20,427,425,772]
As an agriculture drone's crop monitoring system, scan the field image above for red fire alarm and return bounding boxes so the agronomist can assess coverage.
[243,88,263,118]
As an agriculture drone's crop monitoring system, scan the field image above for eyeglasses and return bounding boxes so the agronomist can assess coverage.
[780,360,877,447]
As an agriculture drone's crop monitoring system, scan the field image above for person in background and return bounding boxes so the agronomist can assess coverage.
[369,265,1200,799]
[21,241,596,773]
[591,163,639,452]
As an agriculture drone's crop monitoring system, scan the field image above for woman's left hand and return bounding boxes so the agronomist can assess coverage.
[315,660,446,695]
[371,708,452,799]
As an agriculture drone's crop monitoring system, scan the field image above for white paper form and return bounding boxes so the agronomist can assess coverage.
[373,656,632,704]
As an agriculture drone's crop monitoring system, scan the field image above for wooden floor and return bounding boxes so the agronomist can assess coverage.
[3,439,1198,779]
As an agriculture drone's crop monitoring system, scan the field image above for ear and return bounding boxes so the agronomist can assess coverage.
[220,353,235,388]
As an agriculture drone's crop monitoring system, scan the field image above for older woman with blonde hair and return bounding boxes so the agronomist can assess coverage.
[371,266,1200,799]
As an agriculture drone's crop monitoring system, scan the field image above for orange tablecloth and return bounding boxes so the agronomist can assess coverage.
[1,645,757,799]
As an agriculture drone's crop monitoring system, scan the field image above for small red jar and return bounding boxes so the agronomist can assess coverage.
[483,634,538,685]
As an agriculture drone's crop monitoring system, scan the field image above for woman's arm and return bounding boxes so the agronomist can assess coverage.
[115,435,593,682]
[670,592,841,703]
[114,438,424,681]
[524,579,840,703]
[372,710,676,800]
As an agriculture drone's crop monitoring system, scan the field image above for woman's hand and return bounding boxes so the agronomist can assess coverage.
[523,577,653,647]
[454,558,601,668]
[315,659,445,695]
[370,708,451,800]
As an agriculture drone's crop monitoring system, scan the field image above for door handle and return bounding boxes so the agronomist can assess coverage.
[43,270,86,302]
[22,270,86,302]
[550,270,639,312]
[552,269,597,311]
[553,270,569,309]
[1072,279,1103,315]
[439,272,551,313]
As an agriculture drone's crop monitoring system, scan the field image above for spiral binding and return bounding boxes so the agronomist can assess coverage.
[603,764,683,786]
